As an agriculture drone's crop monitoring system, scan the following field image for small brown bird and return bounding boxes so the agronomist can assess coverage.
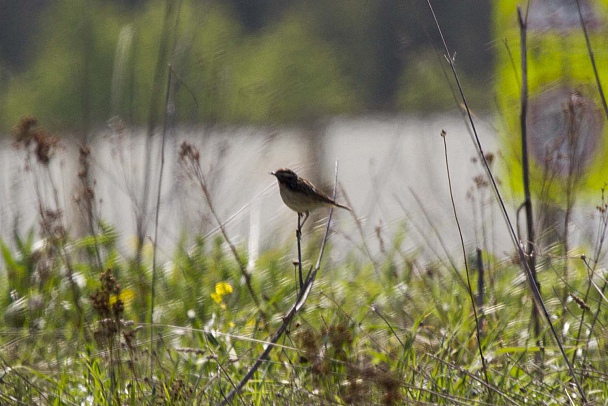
[270,168,350,227]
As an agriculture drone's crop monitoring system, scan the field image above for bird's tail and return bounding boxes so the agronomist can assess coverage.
[334,202,351,211]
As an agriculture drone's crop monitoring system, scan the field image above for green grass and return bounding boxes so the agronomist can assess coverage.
[1,210,607,405]
[2,120,608,404]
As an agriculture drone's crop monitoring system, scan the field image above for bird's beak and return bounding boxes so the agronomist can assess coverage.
[269,171,276,176]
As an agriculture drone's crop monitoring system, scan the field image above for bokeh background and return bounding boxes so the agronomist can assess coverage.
[3,2,608,404]
[0,0,606,264]
[0,0,493,128]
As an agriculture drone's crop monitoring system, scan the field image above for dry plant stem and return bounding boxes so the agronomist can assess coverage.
[214,360,246,405]
[147,1,183,381]
[297,213,304,290]
[582,269,607,364]
[36,168,85,325]
[517,8,541,341]
[503,39,521,89]
[591,190,608,263]
[441,131,489,387]
[370,306,404,348]
[476,248,485,331]
[150,64,174,376]
[561,99,583,316]
[78,147,103,271]
[137,0,174,266]
[306,161,341,286]
[425,0,586,401]
[576,0,608,118]
[219,162,341,406]
[76,2,101,272]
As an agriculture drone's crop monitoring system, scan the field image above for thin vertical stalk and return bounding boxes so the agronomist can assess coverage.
[76,0,103,271]
[137,0,174,265]
[441,130,489,387]
[575,0,608,119]
[517,7,541,341]
[149,64,174,377]
[476,248,485,335]
[148,0,182,385]
[296,214,304,290]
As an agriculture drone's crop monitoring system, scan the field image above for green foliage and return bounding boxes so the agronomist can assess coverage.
[396,51,454,112]
[2,0,124,130]
[3,208,608,403]
[226,12,359,124]
[172,2,242,123]
[288,0,379,104]
[0,0,359,131]
[1,229,35,300]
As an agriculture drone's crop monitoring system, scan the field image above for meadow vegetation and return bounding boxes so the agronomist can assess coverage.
[2,1,608,405]
[1,115,608,405]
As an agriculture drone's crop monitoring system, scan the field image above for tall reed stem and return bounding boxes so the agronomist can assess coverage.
[517,6,541,342]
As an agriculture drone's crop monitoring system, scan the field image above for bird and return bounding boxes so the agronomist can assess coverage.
[270,168,350,228]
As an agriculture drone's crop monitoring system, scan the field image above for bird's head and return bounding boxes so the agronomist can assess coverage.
[270,168,298,184]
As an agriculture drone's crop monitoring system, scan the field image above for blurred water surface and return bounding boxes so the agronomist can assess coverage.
[0,114,509,267]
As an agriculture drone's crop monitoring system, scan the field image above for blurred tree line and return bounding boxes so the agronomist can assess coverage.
[0,0,492,131]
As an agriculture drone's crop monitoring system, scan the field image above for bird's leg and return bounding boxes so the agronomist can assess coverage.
[300,211,310,229]
[296,213,303,238]
[296,213,304,290]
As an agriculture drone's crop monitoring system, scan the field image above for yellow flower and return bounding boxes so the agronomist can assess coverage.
[215,282,233,296]
[211,282,233,304]
[109,288,136,305]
